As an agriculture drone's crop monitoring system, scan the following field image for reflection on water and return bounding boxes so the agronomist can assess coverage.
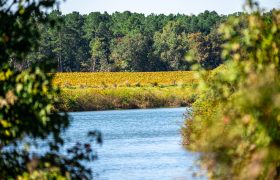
[66,108,205,180]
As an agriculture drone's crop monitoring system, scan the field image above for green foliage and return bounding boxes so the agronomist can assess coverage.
[186,29,223,69]
[0,0,100,179]
[0,68,68,145]
[88,38,111,71]
[187,32,210,67]
[111,33,153,71]
[153,21,189,70]
[183,2,280,179]
[62,12,89,71]
[83,12,111,40]
[110,11,145,37]
[26,10,226,72]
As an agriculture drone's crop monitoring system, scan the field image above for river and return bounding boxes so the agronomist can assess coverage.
[65,107,205,180]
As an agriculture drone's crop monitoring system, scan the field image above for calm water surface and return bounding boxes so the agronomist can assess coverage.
[66,107,205,180]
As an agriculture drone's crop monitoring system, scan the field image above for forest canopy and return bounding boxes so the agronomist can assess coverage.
[20,10,232,72]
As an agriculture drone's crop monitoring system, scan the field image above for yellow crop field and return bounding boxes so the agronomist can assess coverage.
[53,71,196,88]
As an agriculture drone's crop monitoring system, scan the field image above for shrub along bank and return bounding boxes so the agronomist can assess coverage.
[56,86,196,112]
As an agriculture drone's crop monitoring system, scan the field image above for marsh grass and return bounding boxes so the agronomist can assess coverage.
[56,86,195,111]
[54,71,197,111]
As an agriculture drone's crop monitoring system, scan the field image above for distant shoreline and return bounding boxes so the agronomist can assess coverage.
[55,86,195,112]
[53,71,197,112]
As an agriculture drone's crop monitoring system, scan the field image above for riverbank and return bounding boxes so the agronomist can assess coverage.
[53,71,197,112]
[56,86,196,112]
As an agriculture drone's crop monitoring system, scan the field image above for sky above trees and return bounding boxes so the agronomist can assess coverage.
[60,0,279,15]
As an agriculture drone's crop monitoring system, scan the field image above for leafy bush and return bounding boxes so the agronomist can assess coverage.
[183,1,280,179]
[0,0,100,179]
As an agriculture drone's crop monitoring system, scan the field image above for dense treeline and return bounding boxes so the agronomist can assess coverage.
[20,10,230,72]
[19,10,275,72]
